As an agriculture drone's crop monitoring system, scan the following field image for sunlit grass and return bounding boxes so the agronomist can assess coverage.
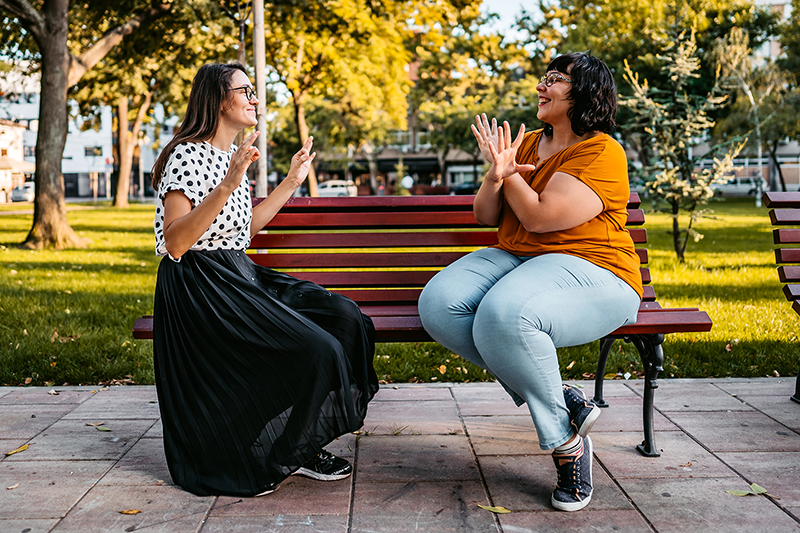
[0,197,797,386]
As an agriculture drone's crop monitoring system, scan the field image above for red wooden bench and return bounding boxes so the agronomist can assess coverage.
[762,191,800,404]
[133,193,712,456]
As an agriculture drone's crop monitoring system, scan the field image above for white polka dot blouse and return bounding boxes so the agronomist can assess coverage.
[154,141,252,260]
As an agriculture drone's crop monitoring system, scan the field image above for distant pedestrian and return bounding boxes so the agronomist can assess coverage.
[419,52,642,511]
[150,62,378,497]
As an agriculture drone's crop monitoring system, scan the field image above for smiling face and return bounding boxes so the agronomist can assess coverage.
[220,70,258,131]
[536,66,573,126]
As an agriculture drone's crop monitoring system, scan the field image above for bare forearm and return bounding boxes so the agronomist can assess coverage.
[163,186,235,258]
[473,174,505,226]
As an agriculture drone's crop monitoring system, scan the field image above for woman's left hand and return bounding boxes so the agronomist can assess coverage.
[484,121,537,182]
[286,137,316,185]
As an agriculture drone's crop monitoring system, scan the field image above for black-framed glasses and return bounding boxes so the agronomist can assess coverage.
[231,85,256,100]
[539,72,572,87]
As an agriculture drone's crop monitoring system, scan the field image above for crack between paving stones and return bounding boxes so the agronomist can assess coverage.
[346,431,360,532]
[450,385,503,533]
[592,454,658,532]
[651,384,800,528]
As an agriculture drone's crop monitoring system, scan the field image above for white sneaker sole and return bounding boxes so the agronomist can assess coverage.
[577,405,601,437]
[551,436,593,512]
[291,467,352,481]
[255,484,279,497]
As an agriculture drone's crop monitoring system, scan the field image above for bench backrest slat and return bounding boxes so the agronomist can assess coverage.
[763,192,800,315]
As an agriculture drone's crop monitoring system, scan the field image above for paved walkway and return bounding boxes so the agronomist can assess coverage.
[1,378,799,532]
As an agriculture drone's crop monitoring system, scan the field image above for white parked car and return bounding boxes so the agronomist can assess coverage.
[713,176,767,196]
[317,179,357,197]
[10,182,35,202]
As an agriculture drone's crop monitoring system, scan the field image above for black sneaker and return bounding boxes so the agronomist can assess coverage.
[254,482,279,497]
[292,450,352,481]
[563,384,600,437]
[551,436,593,512]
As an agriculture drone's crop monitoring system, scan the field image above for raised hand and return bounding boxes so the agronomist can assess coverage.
[484,121,537,183]
[471,113,500,163]
[223,131,260,191]
[286,136,316,185]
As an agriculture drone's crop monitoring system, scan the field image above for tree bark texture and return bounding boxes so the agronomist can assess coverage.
[292,89,318,197]
[24,0,89,249]
[114,92,153,207]
[671,200,684,263]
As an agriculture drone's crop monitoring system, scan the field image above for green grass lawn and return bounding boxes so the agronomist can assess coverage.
[0,197,797,386]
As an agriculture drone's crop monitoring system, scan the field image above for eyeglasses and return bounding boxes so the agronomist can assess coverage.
[538,72,572,87]
[231,85,256,101]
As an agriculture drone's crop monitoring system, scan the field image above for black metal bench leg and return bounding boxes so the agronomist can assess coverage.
[593,337,615,408]
[792,366,800,404]
[630,333,664,457]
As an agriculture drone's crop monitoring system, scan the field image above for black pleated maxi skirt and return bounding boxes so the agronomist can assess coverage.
[152,249,378,496]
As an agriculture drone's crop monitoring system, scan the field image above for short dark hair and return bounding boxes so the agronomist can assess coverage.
[542,52,617,137]
[152,62,247,188]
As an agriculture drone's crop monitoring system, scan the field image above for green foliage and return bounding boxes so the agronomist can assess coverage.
[622,30,743,262]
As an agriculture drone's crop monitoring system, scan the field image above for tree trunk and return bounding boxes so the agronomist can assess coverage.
[113,91,152,207]
[361,141,379,195]
[671,200,684,263]
[292,89,318,196]
[769,140,787,192]
[114,97,131,208]
[23,0,89,249]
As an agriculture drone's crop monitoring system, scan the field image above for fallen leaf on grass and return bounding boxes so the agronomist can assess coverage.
[566,361,576,370]
[438,365,447,375]
[5,444,28,456]
[85,422,105,427]
[118,509,142,515]
[477,505,511,514]
[7,483,19,490]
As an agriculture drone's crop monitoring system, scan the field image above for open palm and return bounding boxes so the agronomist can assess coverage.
[483,121,537,182]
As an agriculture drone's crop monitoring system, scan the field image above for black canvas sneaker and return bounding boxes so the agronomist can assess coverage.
[292,450,353,481]
[551,435,593,511]
[563,384,601,437]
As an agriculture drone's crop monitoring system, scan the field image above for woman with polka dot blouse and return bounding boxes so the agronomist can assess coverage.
[150,62,378,497]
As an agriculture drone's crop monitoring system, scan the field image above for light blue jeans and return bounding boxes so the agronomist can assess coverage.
[418,248,640,450]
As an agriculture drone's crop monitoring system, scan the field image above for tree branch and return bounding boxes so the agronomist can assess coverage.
[67,1,172,87]
[0,0,45,42]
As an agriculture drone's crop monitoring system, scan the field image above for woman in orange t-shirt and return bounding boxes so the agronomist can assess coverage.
[419,53,641,512]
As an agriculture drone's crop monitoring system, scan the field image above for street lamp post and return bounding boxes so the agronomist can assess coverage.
[252,0,267,197]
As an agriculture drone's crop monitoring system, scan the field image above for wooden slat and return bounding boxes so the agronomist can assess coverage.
[783,284,800,301]
[640,267,651,285]
[268,211,480,230]
[773,228,800,245]
[133,316,153,339]
[251,231,498,249]
[250,251,470,269]
[762,191,800,209]
[775,249,800,264]
[626,209,645,226]
[636,248,648,264]
[778,265,800,283]
[793,299,800,317]
[769,209,800,226]
[281,271,435,288]
[629,228,647,243]
[642,285,656,301]
[333,288,422,305]
[610,309,713,335]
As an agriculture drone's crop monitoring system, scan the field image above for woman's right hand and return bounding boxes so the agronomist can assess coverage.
[471,113,500,163]
[222,131,260,192]
[483,121,537,183]
[285,136,316,186]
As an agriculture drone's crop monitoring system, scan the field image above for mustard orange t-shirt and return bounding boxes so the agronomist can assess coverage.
[494,129,643,298]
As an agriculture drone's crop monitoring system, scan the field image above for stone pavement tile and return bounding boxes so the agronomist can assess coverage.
[592,396,679,433]
[325,433,358,460]
[497,509,652,532]
[713,378,796,397]
[0,388,11,399]
[592,431,738,479]
[0,460,115,519]
[62,388,159,420]
[462,415,545,456]
[571,380,643,401]
[664,411,800,452]
[52,484,213,533]
[373,386,454,401]
[0,439,32,459]
[0,404,74,439]
[202,515,349,533]
[717,451,800,508]
[96,438,171,487]
[0,387,95,406]
[652,380,754,412]
[452,385,526,417]
[143,419,162,438]
[351,480,497,532]
[732,395,800,431]
[356,435,479,482]
[8,419,157,461]
[478,454,633,512]
[212,474,350,517]
[618,477,800,533]
[361,399,463,436]
[0,518,60,533]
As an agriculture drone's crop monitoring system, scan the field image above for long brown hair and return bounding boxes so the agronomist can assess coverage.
[151,62,247,189]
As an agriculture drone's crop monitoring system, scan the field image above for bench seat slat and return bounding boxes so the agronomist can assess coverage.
[763,191,800,208]
[769,209,800,226]
[783,284,800,301]
[778,265,800,283]
[775,248,800,264]
[250,251,472,269]
[251,232,498,249]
